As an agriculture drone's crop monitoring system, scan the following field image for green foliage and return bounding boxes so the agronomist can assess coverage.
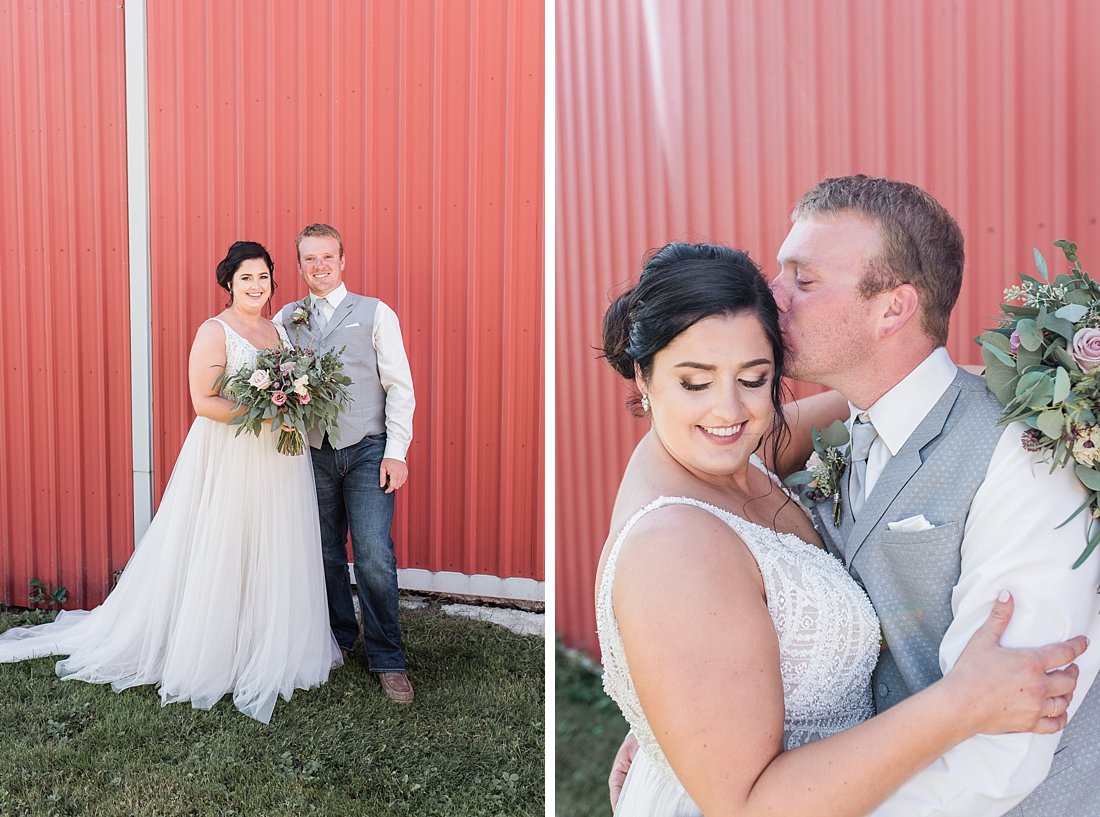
[27,579,67,610]
[0,602,544,817]
[554,642,628,817]
[976,240,1100,568]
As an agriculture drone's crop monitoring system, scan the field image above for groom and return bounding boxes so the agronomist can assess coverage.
[611,176,1100,815]
[279,223,416,704]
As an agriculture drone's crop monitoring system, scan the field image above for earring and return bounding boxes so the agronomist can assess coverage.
[641,393,650,412]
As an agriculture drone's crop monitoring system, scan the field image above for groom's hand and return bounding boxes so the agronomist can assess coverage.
[380,458,408,494]
[608,731,639,811]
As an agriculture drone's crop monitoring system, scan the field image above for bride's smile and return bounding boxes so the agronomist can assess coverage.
[638,312,774,486]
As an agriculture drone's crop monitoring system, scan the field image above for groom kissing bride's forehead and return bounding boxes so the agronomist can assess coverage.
[606,174,1100,817]
[775,175,1100,815]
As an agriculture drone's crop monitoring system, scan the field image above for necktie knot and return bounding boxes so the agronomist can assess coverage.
[850,413,877,462]
[848,413,878,518]
[313,297,329,330]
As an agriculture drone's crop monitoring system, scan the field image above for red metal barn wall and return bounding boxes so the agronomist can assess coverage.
[0,0,544,611]
[556,0,1100,656]
[146,1,544,592]
[0,1,133,610]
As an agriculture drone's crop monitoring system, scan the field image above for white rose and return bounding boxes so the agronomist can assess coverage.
[248,369,272,390]
[292,374,310,397]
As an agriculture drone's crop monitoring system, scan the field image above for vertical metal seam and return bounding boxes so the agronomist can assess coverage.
[124,0,154,542]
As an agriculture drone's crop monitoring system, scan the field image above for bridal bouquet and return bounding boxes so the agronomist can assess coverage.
[215,343,352,456]
[977,240,1100,567]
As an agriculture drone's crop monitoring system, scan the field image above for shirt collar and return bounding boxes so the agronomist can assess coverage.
[314,283,348,310]
[848,347,958,456]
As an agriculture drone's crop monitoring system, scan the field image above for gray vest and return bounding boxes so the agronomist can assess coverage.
[814,369,1100,816]
[278,293,387,450]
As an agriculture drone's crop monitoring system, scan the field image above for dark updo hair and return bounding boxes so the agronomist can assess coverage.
[215,240,276,310]
[602,241,789,457]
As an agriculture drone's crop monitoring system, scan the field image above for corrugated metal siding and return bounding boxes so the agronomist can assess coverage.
[0,0,133,609]
[146,2,544,583]
[556,0,1100,656]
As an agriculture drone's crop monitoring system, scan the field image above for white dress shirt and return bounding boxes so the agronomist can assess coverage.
[280,283,415,462]
[852,348,1100,817]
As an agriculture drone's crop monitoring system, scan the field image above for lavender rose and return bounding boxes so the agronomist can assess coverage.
[1072,327,1100,374]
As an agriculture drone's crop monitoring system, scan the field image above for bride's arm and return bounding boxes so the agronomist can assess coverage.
[762,389,850,478]
[615,508,1083,817]
[188,321,246,423]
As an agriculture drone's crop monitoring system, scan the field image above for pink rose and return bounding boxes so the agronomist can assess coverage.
[271,390,288,406]
[1009,330,1021,354]
[298,392,311,405]
[1072,327,1100,373]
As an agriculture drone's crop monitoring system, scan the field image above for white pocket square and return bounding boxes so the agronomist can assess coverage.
[344,322,361,328]
[887,514,935,532]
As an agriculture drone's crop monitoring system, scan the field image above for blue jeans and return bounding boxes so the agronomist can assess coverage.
[310,433,406,671]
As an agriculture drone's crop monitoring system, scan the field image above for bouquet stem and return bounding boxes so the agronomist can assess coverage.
[277,428,306,456]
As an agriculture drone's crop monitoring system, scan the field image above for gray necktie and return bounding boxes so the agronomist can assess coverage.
[848,413,878,518]
[313,298,329,331]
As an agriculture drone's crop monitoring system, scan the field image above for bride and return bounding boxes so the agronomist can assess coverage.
[596,242,1085,816]
[0,240,341,724]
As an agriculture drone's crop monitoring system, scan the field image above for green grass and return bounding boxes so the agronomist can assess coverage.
[0,602,544,817]
[554,642,628,817]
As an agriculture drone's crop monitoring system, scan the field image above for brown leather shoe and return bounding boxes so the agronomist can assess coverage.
[378,672,414,703]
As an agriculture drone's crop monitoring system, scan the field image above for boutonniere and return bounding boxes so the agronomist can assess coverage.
[290,295,312,328]
[784,420,851,527]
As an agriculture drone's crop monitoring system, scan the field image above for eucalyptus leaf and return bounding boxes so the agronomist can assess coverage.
[1015,370,1048,397]
[1053,367,1071,405]
[1071,530,1100,570]
[1016,319,1043,352]
[1033,248,1050,282]
[981,339,1016,368]
[786,471,814,487]
[1075,465,1100,492]
[817,420,850,449]
[1051,345,1078,371]
[1025,379,1056,410]
[1055,303,1089,323]
[1036,409,1065,439]
[1016,346,1043,372]
[1038,313,1076,342]
[982,356,1018,405]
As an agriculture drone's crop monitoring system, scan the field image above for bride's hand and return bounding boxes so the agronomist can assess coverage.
[944,590,1086,735]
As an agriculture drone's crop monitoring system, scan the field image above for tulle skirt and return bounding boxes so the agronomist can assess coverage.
[0,417,341,724]
[615,746,702,817]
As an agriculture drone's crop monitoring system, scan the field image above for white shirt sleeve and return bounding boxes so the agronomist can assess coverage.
[372,301,415,462]
[870,424,1100,817]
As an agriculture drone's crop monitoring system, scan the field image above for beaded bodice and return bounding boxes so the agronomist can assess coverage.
[596,461,879,781]
[210,317,288,395]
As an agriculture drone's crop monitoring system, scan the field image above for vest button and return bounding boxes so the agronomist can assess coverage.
[877,682,889,698]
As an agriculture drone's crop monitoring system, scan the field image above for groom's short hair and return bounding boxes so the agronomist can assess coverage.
[792,175,963,347]
[295,223,345,260]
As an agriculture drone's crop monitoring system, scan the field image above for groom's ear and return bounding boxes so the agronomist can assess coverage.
[877,283,921,339]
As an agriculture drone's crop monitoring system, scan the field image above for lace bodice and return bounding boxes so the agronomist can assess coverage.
[210,317,289,391]
[596,462,879,782]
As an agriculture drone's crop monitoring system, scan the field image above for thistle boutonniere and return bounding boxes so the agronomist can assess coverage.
[290,295,312,328]
[784,420,851,527]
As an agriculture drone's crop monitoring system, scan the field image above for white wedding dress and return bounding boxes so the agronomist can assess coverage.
[597,460,881,816]
[0,318,341,724]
